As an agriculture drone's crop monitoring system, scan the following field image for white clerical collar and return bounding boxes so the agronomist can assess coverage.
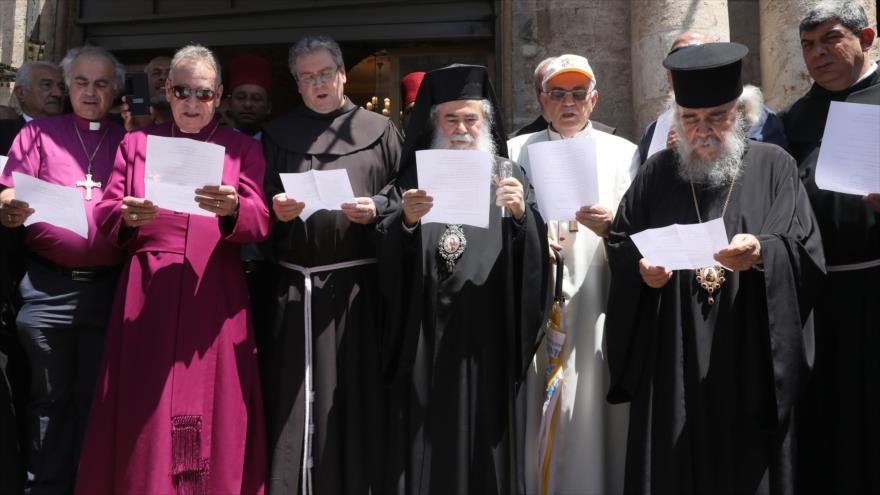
[547,121,593,141]
[89,121,101,131]
[853,61,878,86]
[22,113,33,123]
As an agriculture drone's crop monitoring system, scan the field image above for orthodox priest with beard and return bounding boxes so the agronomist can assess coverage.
[605,43,825,494]
[378,64,549,494]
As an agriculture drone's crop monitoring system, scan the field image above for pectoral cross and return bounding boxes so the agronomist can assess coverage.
[76,173,102,201]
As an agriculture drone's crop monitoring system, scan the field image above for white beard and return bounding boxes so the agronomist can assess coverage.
[431,128,496,156]
[672,115,746,189]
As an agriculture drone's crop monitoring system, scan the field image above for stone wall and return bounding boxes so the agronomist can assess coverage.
[0,0,80,107]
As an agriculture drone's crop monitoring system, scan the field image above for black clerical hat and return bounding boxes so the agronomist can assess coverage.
[399,64,508,172]
[663,42,748,108]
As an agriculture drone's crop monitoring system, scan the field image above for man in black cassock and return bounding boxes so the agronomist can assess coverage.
[259,35,402,494]
[605,42,825,494]
[378,64,549,494]
[779,3,880,494]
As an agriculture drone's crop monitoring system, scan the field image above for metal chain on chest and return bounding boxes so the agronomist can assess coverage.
[690,179,735,305]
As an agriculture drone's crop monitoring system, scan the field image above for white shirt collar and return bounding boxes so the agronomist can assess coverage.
[853,61,878,86]
[22,113,33,123]
[547,121,593,140]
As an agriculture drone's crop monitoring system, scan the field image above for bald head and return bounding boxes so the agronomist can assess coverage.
[667,32,718,86]
[670,31,716,53]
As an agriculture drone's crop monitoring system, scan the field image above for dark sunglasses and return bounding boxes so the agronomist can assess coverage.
[171,85,217,102]
[545,89,590,101]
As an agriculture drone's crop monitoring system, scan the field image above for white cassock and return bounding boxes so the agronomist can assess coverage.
[508,122,637,495]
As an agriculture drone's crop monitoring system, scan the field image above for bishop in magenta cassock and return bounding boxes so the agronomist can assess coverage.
[75,45,270,494]
[0,46,126,493]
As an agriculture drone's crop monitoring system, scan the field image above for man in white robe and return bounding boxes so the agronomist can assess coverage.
[507,54,637,495]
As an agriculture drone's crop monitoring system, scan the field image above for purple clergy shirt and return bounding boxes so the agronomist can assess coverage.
[0,113,125,268]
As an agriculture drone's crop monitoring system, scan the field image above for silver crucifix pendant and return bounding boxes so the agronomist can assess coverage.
[76,173,102,201]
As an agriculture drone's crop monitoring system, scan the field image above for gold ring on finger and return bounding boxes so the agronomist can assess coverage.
[131,213,138,221]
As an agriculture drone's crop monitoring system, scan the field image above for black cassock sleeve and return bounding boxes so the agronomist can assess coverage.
[754,157,825,423]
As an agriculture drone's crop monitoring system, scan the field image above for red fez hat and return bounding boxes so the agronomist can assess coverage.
[228,55,272,92]
[400,71,426,105]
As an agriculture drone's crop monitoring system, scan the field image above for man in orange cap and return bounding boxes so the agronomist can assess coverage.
[227,54,272,140]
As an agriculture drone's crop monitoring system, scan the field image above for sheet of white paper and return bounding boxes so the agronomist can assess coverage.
[630,217,729,270]
[280,172,324,221]
[646,108,674,160]
[815,101,880,196]
[526,137,600,221]
[0,155,8,174]
[416,149,492,228]
[313,169,356,208]
[12,172,88,238]
[279,169,356,221]
[144,135,225,216]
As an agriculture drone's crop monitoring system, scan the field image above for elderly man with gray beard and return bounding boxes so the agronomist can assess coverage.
[605,42,825,494]
[378,64,549,494]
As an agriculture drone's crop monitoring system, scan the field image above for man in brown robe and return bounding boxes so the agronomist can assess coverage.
[259,35,402,494]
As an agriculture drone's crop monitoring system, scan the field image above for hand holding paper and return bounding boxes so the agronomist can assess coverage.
[0,186,34,229]
[526,137,599,221]
[10,172,88,238]
[416,149,492,228]
[630,218,730,271]
[121,197,158,228]
[144,135,226,216]
[401,189,433,227]
[272,193,306,222]
[340,197,377,224]
[279,169,356,221]
[714,233,762,271]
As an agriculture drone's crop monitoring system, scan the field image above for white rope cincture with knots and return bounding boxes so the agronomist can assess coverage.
[277,257,378,495]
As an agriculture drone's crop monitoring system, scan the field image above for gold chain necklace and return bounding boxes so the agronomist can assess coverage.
[690,179,736,304]
[73,122,110,201]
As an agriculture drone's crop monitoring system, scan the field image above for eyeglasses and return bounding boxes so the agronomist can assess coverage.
[545,89,590,101]
[296,67,338,86]
[171,85,217,102]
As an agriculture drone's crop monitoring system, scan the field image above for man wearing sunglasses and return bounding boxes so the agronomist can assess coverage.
[507,53,637,495]
[259,35,402,494]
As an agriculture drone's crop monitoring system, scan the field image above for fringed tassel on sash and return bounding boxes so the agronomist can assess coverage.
[172,415,209,495]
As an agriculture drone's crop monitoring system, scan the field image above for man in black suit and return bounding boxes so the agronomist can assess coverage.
[1,61,64,154]
[0,59,62,494]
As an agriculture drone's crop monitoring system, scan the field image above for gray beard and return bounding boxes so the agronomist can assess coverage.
[431,128,496,156]
[672,116,746,189]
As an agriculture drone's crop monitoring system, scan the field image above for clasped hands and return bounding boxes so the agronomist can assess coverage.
[638,233,763,288]
[401,176,526,227]
[272,193,377,224]
[122,185,239,228]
